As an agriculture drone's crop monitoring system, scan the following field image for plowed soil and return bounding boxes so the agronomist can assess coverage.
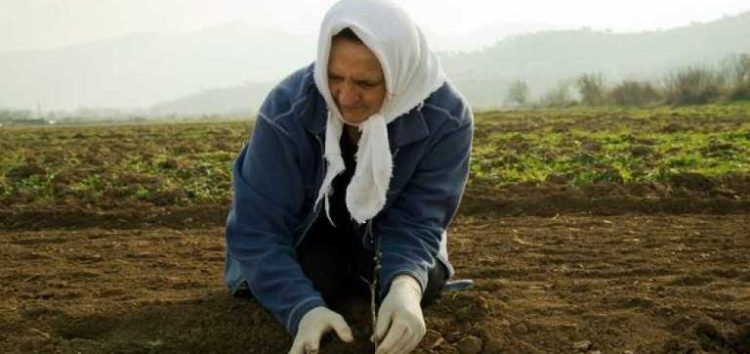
[2,214,749,354]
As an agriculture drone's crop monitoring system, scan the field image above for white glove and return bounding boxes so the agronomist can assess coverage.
[288,306,354,354]
[372,275,426,354]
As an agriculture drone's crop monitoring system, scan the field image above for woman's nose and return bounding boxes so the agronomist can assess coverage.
[335,82,359,106]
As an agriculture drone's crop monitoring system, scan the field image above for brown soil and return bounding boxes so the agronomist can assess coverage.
[2,214,749,353]
[461,173,750,217]
[3,171,750,231]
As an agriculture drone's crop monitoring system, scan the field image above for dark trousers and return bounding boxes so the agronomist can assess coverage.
[296,226,447,307]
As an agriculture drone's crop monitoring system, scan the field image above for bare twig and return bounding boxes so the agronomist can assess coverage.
[369,218,383,350]
[370,249,382,349]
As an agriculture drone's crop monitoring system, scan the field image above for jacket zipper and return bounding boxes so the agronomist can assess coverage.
[294,133,326,249]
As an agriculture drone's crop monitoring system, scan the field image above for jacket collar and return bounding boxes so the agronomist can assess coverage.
[303,93,429,149]
[301,92,328,135]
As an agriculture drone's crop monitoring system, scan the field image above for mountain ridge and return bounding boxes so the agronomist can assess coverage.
[1,11,748,113]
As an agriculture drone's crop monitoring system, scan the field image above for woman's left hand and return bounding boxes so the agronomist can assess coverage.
[372,275,425,354]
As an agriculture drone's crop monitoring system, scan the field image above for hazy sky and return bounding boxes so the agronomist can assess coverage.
[1,0,749,52]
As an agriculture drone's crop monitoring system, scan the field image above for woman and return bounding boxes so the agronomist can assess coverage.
[224,0,473,353]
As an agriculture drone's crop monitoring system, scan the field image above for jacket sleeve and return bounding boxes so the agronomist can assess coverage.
[376,107,474,298]
[225,112,325,335]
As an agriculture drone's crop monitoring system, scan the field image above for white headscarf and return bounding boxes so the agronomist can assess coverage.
[313,0,446,224]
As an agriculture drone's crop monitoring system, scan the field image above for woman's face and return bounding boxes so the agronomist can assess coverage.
[327,37,386,124]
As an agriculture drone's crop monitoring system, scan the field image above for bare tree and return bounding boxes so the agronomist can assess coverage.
[576,73,606,106]
[608,80,661,106]
[664,66,724,105]
[506,79,529,106]
[541,81,574,107]
[721,53,750,86]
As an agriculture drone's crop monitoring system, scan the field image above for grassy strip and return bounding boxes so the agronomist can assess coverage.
[1,104,749,212]
[470,104,750,189]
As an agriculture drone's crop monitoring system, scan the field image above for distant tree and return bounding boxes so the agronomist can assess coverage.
[608,80,661,106]
[720,53,750,86]
[721,53,750,101]
[0,109,33,122]
[540,81,574,107]
[575,73,606,105]
[664,66,724,105]
[506,79,529,106]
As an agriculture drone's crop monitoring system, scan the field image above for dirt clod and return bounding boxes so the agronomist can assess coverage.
[573,340,593,351]
[456,335,482,354]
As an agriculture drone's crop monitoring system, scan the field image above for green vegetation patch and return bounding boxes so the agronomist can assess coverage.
[1,104,749,215]
[470,105,750,190]
[0,121,251,211]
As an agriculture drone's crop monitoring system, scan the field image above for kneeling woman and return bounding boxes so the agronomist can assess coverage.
[224,0,474,353]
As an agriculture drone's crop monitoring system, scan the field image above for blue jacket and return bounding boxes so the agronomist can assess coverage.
[224,64,473,335]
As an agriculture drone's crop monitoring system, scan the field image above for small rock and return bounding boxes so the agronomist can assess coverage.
[446,331,462,343]
[513,323,529,334]
[28,328,51,340]
[422,329,444,350]
[456,335,482,354]
[439,344,460,354]
[35,290,55,299]
[146,339,164,348]
[623,351,634,354]
[66,338,101,350]
[573,340,592,351]
[483,336,503,353]
[430,337,445,350]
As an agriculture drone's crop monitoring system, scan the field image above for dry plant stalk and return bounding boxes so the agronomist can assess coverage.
[370,249,382,349]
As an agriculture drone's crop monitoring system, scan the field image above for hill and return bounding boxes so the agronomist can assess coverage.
[443,11,750,106]
[158,11,750,112]
[1,12,749,113]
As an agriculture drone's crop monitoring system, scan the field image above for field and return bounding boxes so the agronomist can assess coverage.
[1,105,749,353]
